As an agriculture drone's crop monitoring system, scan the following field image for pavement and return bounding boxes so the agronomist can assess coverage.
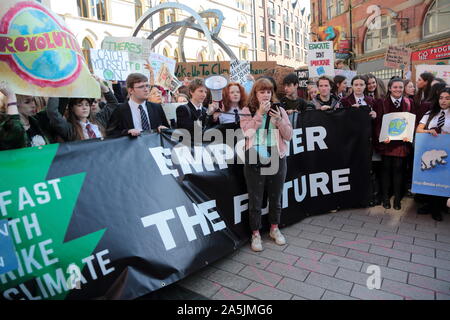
[172,197,450,300]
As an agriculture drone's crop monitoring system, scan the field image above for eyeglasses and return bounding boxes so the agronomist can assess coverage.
[134,84,151,89]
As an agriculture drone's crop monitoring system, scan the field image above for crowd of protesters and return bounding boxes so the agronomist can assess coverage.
[1,66,449,252]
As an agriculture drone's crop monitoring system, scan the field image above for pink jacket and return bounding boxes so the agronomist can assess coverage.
[240,107,293,158]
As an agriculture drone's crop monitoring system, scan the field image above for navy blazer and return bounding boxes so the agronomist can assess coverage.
[106,101,169,137]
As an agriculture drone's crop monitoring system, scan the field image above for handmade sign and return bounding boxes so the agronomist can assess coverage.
[0,0,99,97]
[334,69,357,87]
[307,41,334,78]
[379,112,416,143]
[90,49,131,81]
[230,60,250,85]
[384,45,412,69]
[416,64,450,85]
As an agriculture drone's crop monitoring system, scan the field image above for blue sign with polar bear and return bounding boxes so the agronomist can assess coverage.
[412,133,450,197]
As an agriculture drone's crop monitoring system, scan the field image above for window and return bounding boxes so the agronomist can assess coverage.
[424,0,450,37]
[240,47,248,60]
[174,49,180,62]
[279,41,282,55]
[285,26,290,40]
[160,8,177,26]
[77,0,107,21]
[295,31,300,45]
[259,17,265,32]
[261,36,266,51]
[162,48,170,57]
[278,23,282,37]
[260,0,264,8]
[269,39,276,54]
[364,15,397,52]
[82,37,94,70]
[135,0,143,22]
[268,1,275,16]
[240,23,247,35]
[327,0,334,19]
[284,43,290,58]
[269,19,276,36]
[336,0,345,15]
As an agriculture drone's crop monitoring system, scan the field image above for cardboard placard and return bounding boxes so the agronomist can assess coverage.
[175,61,277,79]
[90,49,131,81]
[307,41,335,78]
[384,45,412,69]
[379,112,416,143]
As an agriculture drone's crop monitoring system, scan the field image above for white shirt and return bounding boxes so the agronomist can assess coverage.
[219,107,240,124]
[128,98,150,131]
[190,101,203,112]
[354,94,367,106]
[420,108,450,133]
[80,120,102,139]
[390,95,403,108]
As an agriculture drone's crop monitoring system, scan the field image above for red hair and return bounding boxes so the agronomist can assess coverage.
[222,82,247,112]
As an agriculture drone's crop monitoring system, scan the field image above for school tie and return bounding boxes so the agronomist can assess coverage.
[358,98,362,105]
[394,99,400,108]
[85,123,97,139]
[437,111,445,129]
[138,105,150,131]
[234,109,240,124]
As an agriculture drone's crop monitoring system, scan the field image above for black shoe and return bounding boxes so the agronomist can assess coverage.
[383,200,391,209]
[418,204,432,215]
[393,201,401,210]
[432,212,443,222]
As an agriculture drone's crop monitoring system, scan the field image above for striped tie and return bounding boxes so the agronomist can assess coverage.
[394,99,400,108]
[85,123,97,139]
[139,105,150,131]
[358,98,362,105]
[437,111,445,129]
[234,109,240,123]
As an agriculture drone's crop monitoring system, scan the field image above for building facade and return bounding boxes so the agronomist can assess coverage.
[310,0,450,79]
[253,0,311,68]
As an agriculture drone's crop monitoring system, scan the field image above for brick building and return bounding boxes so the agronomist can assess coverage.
[310,0,450,79]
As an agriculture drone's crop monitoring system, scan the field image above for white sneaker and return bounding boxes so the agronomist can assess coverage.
[251,234,263,252]
[269,228,286,246]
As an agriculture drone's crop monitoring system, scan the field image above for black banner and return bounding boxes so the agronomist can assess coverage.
[0,109,371,300]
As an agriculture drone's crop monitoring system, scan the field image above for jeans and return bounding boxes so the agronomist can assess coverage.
[243,156,287,231]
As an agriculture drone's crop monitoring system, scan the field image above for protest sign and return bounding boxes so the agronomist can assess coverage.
[230,60,250,85]
[90,49,131,81]
[296,69,309,88]
[307,41,335,78]
[379,112,416,143]
[149,53,176,88]
[412,133,450,197]
[334,69,357,87]
[384,45,412,69]
[0,0,99,97]
[175,61,277,79]
[161,103,183,124]
[101,36,152,76]
[416,64,450,85]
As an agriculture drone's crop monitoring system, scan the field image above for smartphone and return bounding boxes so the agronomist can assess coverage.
[271,102,281,110]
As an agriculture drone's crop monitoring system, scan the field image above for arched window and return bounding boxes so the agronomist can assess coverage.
[82,37,94,70]
[77,0,107,21]
[174,49,180,62]
[135,0,143,22]
[163,48,170,57]
[197,50,207,62]
[424,0,450,37]
[364,15,397,53]
[239,46,248,60]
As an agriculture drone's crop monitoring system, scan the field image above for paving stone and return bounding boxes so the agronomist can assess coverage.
[291,295,308,300]
[178,275,221,298]
[307,241,349,257]
[276,278,325,300]
[408,273,450,295]
[437,293,450,300]
[212,287,256,300]
[369,245,411,261]
[381,279,435,300]
[437,250,450,261]
[310,218,343,230]
[283,226,302,236]
[320,253,363,271]
[258,248,298,265]
[397,227,436,241]
[284,235,313,248]
[195,266,219,279]
[349,213,383,224]
[436,269,450,282]
[261,238,287,251]
[388,258,435,277]
[376,231,414,244]
[305,272,353,295]
[412,254,450,270]
[350,284,403,300]
[284,244,324,261]
[361,263,408,283]
[335,267,369,286]
[213,258,246,274]
[416,225,450,236]
[331,237,371,252]
[363,222,399,233]
[341,225,377,237]
[393,242,435,257]
[321,228,357,241]
[295,257,339,276]
[321,290,358,300]
[207,269,252,292]
[346,249,389,266]
[291,223,324,234]
[414,238,450,252]
[244,282,292,300]
[265,261,310,282]
[298,231,334,244]
[332,217,364,227]
[437,234,450,244]
[239,265,283,287]
[356,234,394,248]
[231,252,272,270]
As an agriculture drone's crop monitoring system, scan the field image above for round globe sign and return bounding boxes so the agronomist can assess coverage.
[388,118,407,136]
